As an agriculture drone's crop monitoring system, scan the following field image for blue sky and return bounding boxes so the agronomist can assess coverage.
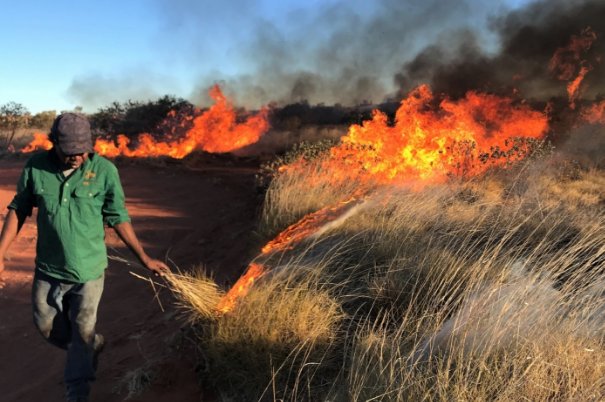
[0,0,533,114]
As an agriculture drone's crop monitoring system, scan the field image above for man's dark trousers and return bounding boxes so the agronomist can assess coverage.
[32,270,104,400]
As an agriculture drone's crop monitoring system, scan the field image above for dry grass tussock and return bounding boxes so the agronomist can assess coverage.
[260,155,364,236]
[170,154,605,401]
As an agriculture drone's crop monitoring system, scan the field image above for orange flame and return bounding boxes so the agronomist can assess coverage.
[216,263,266,314]
[566,65,592,109]
[21,132,53,153]
[322,85,548,185]
[94,85,269,158]
[581,100,605,124]
[261,195,363,254]
[549,27,597,109]
[217,194,367,313]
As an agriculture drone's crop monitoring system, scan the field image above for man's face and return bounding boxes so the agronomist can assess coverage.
[54,147,89,170]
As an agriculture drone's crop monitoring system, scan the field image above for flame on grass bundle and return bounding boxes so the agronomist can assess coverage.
[164,270,224,320]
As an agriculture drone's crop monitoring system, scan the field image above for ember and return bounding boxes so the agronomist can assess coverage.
[549,27,597,109]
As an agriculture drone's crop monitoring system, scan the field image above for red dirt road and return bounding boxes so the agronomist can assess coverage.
[0,155,263,401]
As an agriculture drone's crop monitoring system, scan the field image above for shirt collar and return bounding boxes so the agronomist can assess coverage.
[46,149,95,173]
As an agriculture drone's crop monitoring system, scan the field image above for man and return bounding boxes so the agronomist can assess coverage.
[0,113,170,402]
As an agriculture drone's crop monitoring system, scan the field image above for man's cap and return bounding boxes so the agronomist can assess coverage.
[49,113,93,155]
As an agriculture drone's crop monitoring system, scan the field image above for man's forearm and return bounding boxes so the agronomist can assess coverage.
[112,221,150,265]
[0,209,25,259]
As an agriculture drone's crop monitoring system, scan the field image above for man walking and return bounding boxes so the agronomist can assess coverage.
[0,113,170,402]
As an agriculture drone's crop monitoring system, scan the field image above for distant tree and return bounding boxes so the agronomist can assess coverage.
[29,110,57,131]
[89,95,194,139]
[59,106,85,115]
[89,101,126,136]
[0,102,30,149]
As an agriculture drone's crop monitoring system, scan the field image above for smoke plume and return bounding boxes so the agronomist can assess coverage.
[395,0,605,102]
[154,0,511,107]
[68,0,605,112]
[163,0,605,107]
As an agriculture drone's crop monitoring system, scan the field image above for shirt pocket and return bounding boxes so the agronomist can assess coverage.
[33,186,59,215]
[73,186,105,209]
[71,186,105,239]
[73,186,105,206]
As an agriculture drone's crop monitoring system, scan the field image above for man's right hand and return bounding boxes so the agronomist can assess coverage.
[0,209,26,289]
[143,257,171,277]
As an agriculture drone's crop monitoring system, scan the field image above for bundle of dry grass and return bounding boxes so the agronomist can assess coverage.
[165,265,344,399]
[164,270,224,320]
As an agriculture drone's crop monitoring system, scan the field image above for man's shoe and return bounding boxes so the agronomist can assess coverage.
[92,333,105,372]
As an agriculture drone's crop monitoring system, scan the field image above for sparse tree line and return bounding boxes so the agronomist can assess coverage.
[0,96,194,150]
[0,95,393,151]
[0,102,57,149]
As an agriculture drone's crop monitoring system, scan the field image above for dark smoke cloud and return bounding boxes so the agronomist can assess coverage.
[396,0,605,101]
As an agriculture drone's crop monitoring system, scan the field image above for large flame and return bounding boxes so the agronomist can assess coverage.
[21,85,269,157]
[94,85,269,158]
[303,85,549,186]
[549,27,597,109]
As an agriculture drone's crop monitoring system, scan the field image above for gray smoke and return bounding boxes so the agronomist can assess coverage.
[67,0,605,110]
[66,70,179,112]
[153,0,514,108]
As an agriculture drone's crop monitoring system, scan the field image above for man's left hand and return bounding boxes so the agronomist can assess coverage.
[143,258,171,276]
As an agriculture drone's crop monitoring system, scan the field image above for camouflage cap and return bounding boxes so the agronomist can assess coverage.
[50,113,93,154]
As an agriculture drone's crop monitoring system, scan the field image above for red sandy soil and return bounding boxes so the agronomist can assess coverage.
[0,154,264,401]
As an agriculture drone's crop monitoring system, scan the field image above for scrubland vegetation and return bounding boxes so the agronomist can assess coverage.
[4,93,602,401]
[171,145,605,401]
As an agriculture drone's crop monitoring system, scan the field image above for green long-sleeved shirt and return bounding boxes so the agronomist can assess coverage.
[8,151,130,283]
